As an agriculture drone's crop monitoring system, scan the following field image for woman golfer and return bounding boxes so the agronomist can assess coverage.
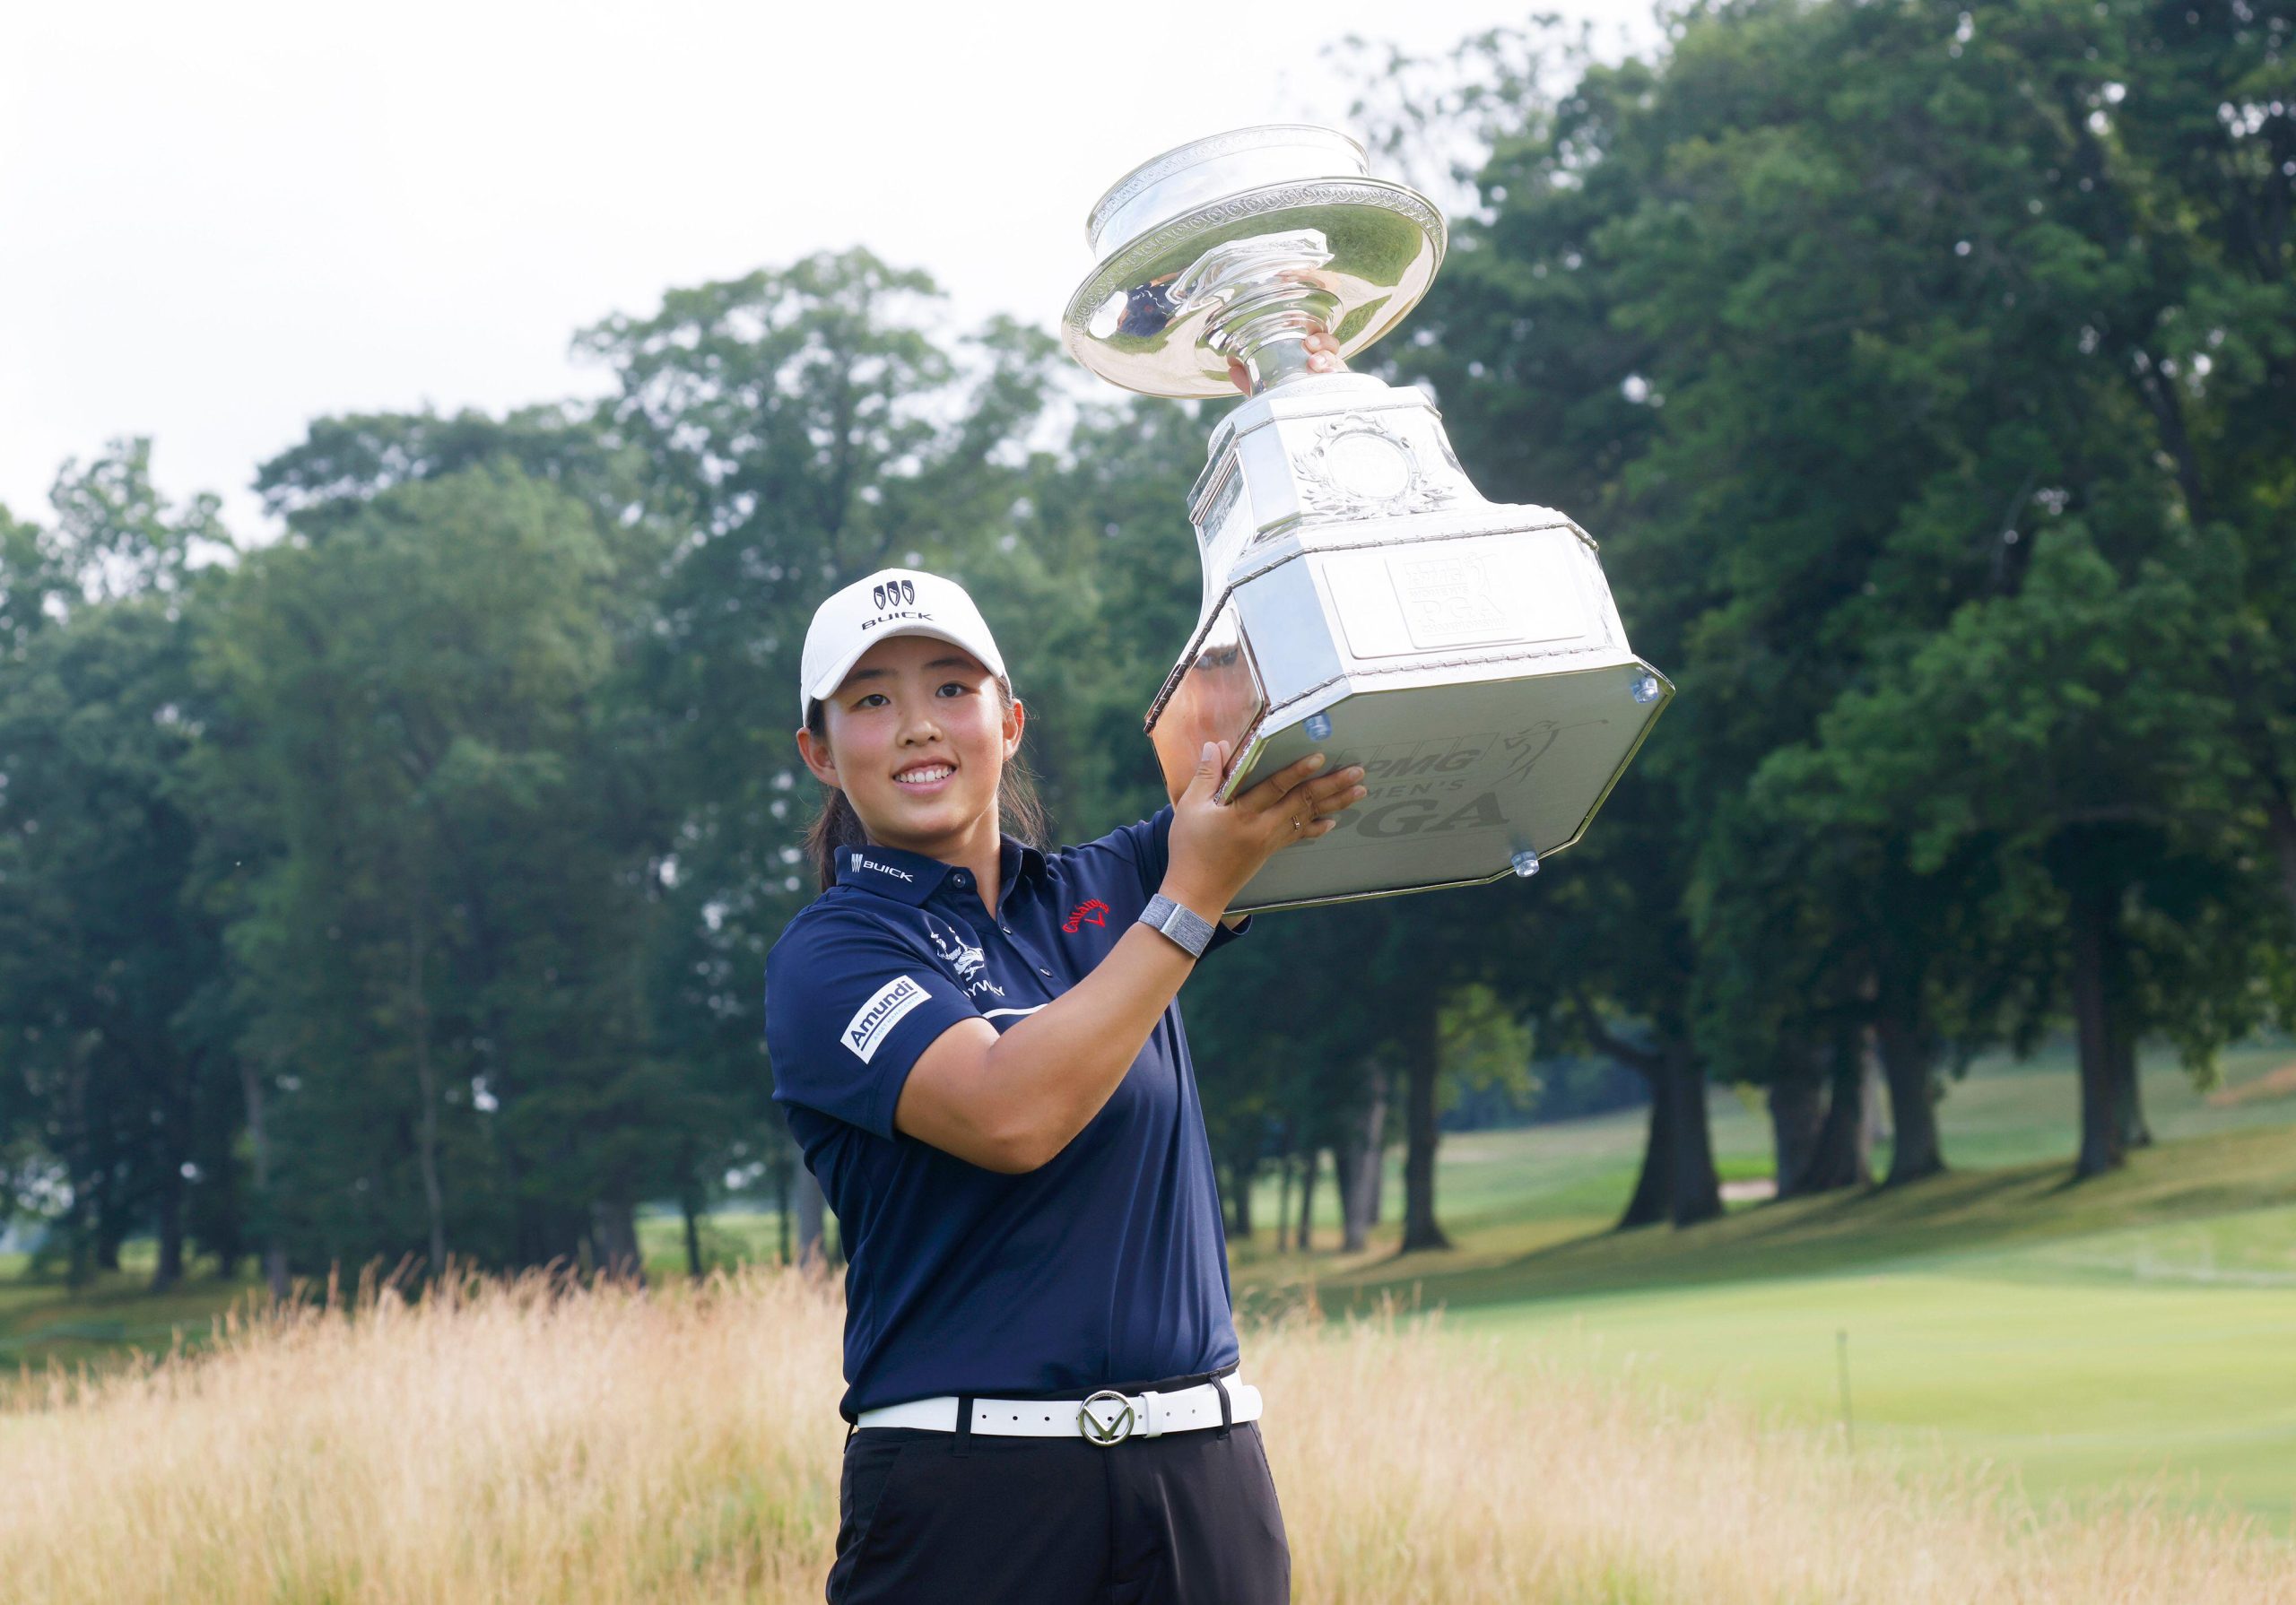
[765,560,1368,1603]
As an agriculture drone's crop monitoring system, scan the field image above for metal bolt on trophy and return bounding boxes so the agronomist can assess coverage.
[1062,125,1674,913]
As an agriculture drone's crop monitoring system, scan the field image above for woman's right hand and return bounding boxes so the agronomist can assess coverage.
[1161,741,1368,916]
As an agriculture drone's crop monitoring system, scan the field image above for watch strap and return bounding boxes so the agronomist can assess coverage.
[1138,893,1216,959]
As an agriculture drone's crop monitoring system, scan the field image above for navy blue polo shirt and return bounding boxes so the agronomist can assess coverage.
[763,805,1248,1421]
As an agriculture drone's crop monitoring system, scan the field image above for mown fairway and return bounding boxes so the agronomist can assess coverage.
[1231,1038,2296,1524]
[1464,1248,2296,1519]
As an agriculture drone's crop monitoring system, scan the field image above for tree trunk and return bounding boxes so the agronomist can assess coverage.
[1796,1028,1873,1194]
[772,1145,793,1265]
[2066,877,2125,1179]
[2109,996,2152,1151]
[1874,1016,1946,1189]
[151,1169,186,1294]
[2265,792,2296,932]
[1274,1119,1296,1253]
[1861,1045,1892,1155]
[794,1168,827,1267]
[65,1171,96,1288]
[149,1043,192,1293]
[1665,1046,1723,1228]
[1335,1063,1388,1252]
[204,1153,244,1281]
[1767,1054,1826,1201]
[1225,1153,1256,1242]
[1364,1106,1387,1228]
[680,1186,705,1280]
[1399,993,1452,1252]
[408,911,447,1276]
[65,1054,97,1288]
[237,1056,291,1299]
[588,1200,645,1283]
[1617,1068,1673,1230]
[1297,1147,1318,1254]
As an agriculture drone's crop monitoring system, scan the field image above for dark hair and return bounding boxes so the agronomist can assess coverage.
[802,679,1050,893]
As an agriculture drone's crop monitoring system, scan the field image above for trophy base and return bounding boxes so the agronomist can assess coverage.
[1213,661,1666,913]
[1143,373,1672,913]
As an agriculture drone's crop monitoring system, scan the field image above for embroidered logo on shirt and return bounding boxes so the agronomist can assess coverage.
[842,976,930,1063]
[1062,899,1110,933]
[848,850,915,883]
[926,923,1004,999]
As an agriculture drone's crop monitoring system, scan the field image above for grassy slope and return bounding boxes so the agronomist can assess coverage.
[1230,1037,2296,1521]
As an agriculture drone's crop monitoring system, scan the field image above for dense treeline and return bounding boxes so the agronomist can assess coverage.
[0,0,2287,1288]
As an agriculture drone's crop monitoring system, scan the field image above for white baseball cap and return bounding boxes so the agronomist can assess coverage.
[797,568,1010,725]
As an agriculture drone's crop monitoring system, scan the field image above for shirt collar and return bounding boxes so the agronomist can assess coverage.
[832,843,946,905]
[998,834,1049,898]
[833,836,1049,908]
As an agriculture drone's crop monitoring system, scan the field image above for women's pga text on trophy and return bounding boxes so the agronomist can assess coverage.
[1064,126,1673,913]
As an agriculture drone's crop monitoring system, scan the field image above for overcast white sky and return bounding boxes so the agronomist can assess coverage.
[1,0,1655,535]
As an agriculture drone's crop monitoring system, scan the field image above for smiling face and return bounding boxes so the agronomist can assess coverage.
[796,633,1023,860]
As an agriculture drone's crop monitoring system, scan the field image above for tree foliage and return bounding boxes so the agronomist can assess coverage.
[0,1,2288,1285]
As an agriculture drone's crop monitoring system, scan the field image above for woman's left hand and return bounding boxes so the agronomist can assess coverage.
[1226,329,1344,394]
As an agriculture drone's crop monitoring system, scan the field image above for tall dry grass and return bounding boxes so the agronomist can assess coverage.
[0,1267,2283,1603]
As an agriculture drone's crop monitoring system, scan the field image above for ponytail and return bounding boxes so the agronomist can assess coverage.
[803,681,1048,893]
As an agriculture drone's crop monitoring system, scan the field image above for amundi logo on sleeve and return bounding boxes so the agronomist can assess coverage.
[842,975,929,1063]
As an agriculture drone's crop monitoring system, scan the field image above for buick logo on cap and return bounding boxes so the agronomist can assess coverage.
[871,579,917,611]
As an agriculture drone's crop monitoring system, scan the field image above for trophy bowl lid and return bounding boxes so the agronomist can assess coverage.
[1086,125,1371,257]
[1065,125,1446,399]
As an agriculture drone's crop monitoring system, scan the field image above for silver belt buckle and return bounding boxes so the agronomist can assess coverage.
[1077,1389,1136,1446]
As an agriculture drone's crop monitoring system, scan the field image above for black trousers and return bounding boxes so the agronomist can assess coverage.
[827,1419,1291,1604]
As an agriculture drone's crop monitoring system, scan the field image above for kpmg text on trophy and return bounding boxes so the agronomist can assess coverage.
[1062,125,1674,912]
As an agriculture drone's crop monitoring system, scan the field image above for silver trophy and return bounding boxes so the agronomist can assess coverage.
[1064,125,1672,913]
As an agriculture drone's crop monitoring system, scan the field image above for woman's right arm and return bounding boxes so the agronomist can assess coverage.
[893,741,1367,1173]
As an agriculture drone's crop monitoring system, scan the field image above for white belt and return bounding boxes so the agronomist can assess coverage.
[854,1375,1261,1447]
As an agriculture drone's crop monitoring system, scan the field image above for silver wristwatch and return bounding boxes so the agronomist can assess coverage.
[1138,893,1218,959]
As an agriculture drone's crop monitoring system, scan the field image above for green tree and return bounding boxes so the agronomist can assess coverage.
[0,442,233,1288]
[1808,529,2274,1176]
[199,464,671,1270]
[1404,0,2292,1200]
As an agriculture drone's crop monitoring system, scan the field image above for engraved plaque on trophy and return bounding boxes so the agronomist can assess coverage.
[1063,126,1673,913]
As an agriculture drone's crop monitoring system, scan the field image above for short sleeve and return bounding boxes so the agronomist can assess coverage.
[764,910,983,1141]
[1113,804,1252,954]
